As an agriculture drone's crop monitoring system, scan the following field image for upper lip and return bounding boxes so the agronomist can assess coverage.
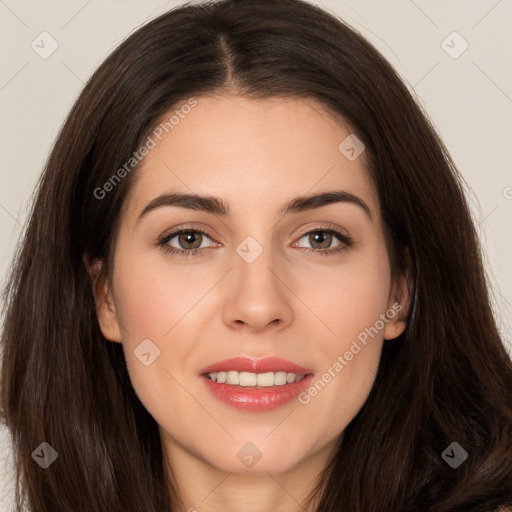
[199,357,312,375]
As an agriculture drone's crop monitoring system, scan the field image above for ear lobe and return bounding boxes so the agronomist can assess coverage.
[384,252,413,340]
[83,254,123,343]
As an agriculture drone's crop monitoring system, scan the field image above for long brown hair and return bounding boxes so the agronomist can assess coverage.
[2,0,512,510]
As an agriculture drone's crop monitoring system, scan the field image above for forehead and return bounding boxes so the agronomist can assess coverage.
[125,94,379,221]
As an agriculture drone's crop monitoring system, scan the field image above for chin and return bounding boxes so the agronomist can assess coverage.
[202,440,312,476]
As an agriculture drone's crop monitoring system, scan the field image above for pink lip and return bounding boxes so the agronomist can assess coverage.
[199,356,312,375]
[199,357,314,411]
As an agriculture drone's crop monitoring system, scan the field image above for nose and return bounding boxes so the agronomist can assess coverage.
[221,238,293,334]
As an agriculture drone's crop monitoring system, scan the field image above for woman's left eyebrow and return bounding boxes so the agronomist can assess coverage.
[137,189,373,222]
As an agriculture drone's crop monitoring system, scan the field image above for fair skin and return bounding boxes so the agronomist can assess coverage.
[89,94,410,512]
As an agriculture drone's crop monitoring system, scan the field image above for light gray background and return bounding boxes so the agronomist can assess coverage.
[0,0,511,354]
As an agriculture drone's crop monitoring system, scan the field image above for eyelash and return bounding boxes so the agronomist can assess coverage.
[156,225,352,258]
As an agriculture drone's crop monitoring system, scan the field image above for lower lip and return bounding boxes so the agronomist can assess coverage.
[201,374,315,411]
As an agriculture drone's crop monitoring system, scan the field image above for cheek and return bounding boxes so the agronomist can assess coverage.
[302,239,392,345]
[112,250,210,341]
[295,243,390,430]
[110,251,214,416]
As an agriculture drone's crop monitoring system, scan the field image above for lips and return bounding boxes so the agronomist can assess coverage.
[199,356,314,411]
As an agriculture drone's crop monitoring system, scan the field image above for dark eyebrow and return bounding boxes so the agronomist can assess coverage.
[281,190,372,220]
[138,190,373,222]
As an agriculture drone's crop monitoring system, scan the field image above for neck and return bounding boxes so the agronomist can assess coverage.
[161,434,338,512]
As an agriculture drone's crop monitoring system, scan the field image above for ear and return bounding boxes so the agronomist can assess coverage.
[384,252,413,341]
[83,254,123,343]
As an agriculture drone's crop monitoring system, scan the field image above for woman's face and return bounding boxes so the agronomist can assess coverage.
[94,95,408,476]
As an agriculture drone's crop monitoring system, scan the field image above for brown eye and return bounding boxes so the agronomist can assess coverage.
[176,231,203,250]
[308,231,333,250]
[294,227,352,257]
[158,227,216,257]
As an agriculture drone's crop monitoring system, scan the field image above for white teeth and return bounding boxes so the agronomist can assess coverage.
[274,371,287,385]
[257,372,275,387]
[226,371,239,385]
[206,371,306,386]
[239,372,257,386]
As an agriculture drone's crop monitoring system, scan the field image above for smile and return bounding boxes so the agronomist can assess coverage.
[199,356,314,411]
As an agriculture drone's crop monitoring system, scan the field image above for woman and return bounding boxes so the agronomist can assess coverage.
[1,0,511,510]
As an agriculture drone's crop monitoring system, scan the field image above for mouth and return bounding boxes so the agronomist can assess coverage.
[199,357,314,411]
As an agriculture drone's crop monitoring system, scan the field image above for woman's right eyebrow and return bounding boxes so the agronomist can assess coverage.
[137,189,373,223]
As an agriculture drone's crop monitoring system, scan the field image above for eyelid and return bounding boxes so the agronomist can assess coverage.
[159,221,349,240]
[295,222,350,238]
